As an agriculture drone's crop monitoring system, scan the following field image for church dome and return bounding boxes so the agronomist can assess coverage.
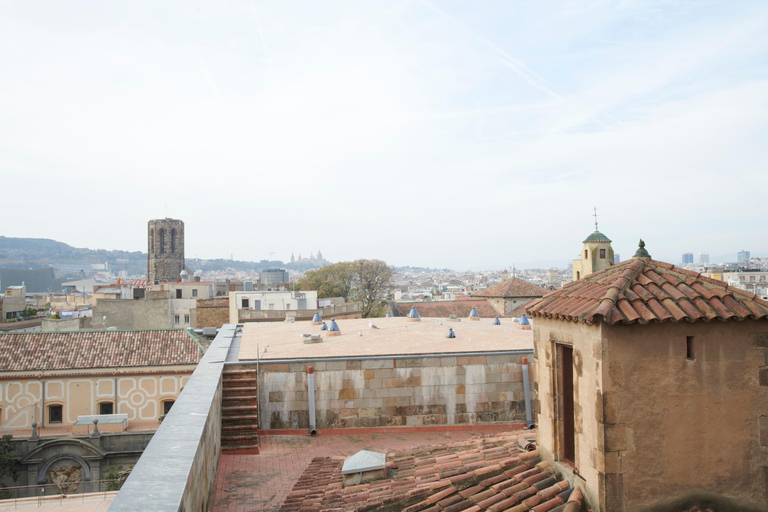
[582,231,612,243]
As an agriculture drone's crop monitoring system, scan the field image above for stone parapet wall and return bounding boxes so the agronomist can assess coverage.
[255,352,533,431]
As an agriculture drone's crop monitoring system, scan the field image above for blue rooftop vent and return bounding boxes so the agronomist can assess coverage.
[493,316,501,325]
[312,312,322,324]
[446,328,455,338]
[519,314,530,326]
[386,311,392,318]
[469,307,480,321]
[320,322,328,331]
[407,306,420,322]
[327,318,341,336]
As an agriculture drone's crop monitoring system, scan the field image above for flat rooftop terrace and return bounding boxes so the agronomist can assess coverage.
[238,317,533,361]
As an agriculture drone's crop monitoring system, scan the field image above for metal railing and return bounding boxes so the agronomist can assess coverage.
[0,479,122,505]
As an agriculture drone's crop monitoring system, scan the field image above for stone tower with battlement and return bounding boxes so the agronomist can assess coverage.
[148,218,185,282]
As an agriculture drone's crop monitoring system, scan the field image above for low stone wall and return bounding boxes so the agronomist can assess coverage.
[109,324,237,511]
[255,351,533,431]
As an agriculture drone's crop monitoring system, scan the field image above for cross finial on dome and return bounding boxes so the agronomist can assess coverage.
[593,206,599,231]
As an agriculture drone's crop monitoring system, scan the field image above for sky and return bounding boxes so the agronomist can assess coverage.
[2,1,767,270]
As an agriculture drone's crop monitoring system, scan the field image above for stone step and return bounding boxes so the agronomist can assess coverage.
[223,398,258,407]
[222,432,260,443]
[221,443,260,453]
[223,386,258,396]
[223,379,257,385]
[222,404,258,415]
[223,416,258,427]
[223,371,257,379]
[222,425,259,434]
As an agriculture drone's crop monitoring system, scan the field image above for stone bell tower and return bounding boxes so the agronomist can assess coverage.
[147,218,185,282]
[572,208,614,281]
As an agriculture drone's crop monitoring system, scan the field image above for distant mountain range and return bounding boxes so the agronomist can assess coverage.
[0,236,326,277]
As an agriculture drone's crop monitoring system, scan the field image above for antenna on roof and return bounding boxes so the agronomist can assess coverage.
[593,206,599,231]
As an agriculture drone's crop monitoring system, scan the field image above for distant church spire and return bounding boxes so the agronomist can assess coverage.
[291,253,295,263]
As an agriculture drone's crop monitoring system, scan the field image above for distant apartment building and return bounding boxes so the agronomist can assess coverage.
[699,252,710,264]
[726,270,768,294]
[682,252,694,264]
[259,268,288,286]
[738,250,750,263]
[1,285,26,322]
[230,290,318,324]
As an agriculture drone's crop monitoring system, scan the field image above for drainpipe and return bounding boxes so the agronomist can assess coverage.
[521,357,534,428]
[307,366,317,436]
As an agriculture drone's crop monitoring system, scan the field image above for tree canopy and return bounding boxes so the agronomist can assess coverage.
[299,259,393,317]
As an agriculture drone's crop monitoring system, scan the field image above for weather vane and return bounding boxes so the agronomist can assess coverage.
[593,206,599,231]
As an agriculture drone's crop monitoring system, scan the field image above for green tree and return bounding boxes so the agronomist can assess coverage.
[298,262,355,299]
[351,259,393,318]
[0,435,18,498]
[103,465,132,491]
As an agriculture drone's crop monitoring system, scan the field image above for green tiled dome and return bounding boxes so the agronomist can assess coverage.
[583,231,612,243]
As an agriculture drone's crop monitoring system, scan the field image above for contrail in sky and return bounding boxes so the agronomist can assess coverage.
[250,2,278,87]
[419,0,620,128]
[419,0,564,102]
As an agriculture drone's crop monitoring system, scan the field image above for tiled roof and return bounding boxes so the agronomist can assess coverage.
[0,330,205,372]
[280,432,584,512]
[472,278,549,299]
[526,257,768,325]
[582,231,611,243]
[396,300,498,318]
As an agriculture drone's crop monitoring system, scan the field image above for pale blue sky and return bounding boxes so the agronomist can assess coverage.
[2,1,766,269]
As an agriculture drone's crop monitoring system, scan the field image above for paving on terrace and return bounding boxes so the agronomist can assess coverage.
[526,244,768,325]
[237,317,533,361]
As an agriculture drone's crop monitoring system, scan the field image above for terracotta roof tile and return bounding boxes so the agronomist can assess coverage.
[396,299,499,318]
[0,329,204,372]
[279,432,572,512]
[526,258,768,325]
[472,278,550,299]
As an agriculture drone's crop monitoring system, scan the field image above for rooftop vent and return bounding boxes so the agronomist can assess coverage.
[469,307,480,320]
[311,312,322,325]
[341,450,387,487]
[446,327,456,338]
[407,306,421,322]
[517,313,531,330]
[327,318,341,337]
[320,322,328,331]
[493,316,501,325]
[386,311,392,318]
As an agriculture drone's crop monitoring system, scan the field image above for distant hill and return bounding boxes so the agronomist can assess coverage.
[0,237,328,277]
[0,236,147,275]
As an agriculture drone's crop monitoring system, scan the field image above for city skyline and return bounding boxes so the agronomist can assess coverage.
[2,1,767,269]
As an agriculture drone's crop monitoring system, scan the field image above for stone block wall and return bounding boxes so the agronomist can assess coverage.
[194,305,229,329]
[256,352,534,430]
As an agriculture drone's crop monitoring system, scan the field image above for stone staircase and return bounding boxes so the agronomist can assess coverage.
[221,369,260,454]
